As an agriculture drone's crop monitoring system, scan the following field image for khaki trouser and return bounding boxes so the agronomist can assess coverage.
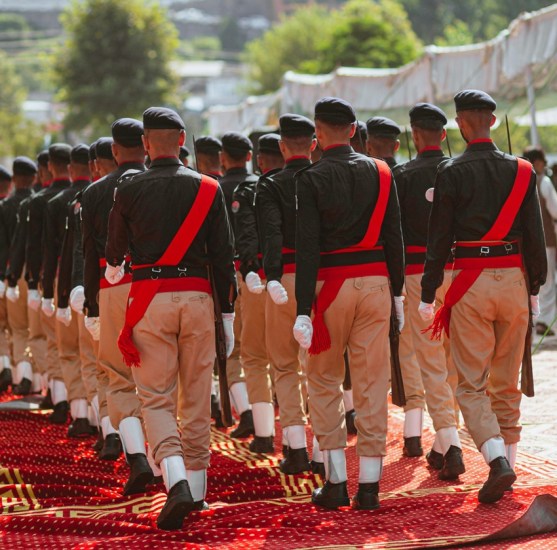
[42,309,62,381]
[6,280,29,365]
[307,276,391,457]
[450,267,528,449]
[132,290,215,470]
[399,295,425,412]
[227,272,244,388]
[78,314,98,403]
[240,279,272,404]
[0,296,10,357]
[55,307,86,402]
[405,272,458,430]
[266,273,305,427]
[99,283,141,428]
[96,360,109,419]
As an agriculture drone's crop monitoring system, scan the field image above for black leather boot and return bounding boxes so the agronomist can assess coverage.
[403,436,423,457]
[12,377,32,396]
[157,479,194,530]
[478,457,516,504]
[312,480,349,510]
[426,449,443,470]
[0,368,12,392]
[100,433,123,461]
[93,431,104,453]
[439,445,465,480]
[345,409,357,435]
[249,435,274,454]
[40,388,54,410]
[230,410,254,439]
[352,482,380,510]
[311,461,326,477]
[211,395,224,428]
[68,418,97,438]
[48,401,69,424]
[279,447,311,474]
[123,453,154,495]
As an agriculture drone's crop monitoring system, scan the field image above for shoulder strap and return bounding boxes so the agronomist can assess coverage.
[358,158,392,248]
[483,157,532,241]
[156,174,218,266]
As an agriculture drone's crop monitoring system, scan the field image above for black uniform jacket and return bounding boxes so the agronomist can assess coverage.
[26,179,71,290]
[219,167,258,238]
[80,162,145,317]
[295,145,405,316]
[105,157,236,313]
[6,195,32,287]
[0,188,33,281]
[43,178,91,300]
[393,149,449,247]
[422,141,547,303]
[257,158,310,282]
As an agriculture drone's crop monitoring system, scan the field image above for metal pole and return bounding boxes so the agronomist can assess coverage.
[526,64,540,146]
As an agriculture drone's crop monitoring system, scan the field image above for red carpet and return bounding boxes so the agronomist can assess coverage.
[0,396,556,549]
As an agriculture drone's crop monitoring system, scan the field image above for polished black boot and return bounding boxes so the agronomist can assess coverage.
[439,445,465,480]
[346,409,357,435]
[48,401,69,424]
[157,480,195,530]
[403,436,423,457]
[352,482,380,510]
[312,480,349,510]
[100,433,123,461]
[0,368,12,393]
[311,461,326,477]
[230,410,254,439]
[248,435,274,454]
[426,449,443,470]
[123,453,154,495]
[12,377,32,396]
[279,447,311,474]
[40,388,54,410]
[211,394,224,428]
[68,418,97,438]
[478,457,516,504]
[93,431,104,453]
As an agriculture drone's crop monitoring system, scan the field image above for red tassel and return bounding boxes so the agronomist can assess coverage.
[421,305,451,341]
[117,324,141,367]
[308,313,331,356]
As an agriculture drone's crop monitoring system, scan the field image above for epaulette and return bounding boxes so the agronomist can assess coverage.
[116,168,143,188]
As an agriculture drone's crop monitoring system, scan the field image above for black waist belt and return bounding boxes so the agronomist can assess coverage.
[132,265,208,282]
[455,242,519,259]
[319,249,385,269]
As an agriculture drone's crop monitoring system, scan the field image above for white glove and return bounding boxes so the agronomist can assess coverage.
[418,301,435,322]
[394,296,405,332]
[0,280,5,299]
[84,316,100,341]
[41,298,55,317]
[56,307,72,327]
[6,286,19,303]
[28,289,41,311]
[244,271,265,294]
[70,286,86,313]
[222,313,235,358]
[531,295,540,322]
[267,280,288,304]
[293,315,313,350]
[105,262,125,285]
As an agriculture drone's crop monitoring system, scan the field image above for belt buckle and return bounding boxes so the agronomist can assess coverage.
[177,267,188,278]
[504,243,513,255]
[151,266,162,280]
[480,246,490,257]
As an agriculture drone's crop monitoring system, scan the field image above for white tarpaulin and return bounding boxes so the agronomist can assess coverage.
[208,4,557,133]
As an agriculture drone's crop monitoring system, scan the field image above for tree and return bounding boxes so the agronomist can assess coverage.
[219,17,246,53]
[54,0,179,134]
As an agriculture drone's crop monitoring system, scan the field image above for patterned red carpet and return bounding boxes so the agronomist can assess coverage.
[0,396,556,549]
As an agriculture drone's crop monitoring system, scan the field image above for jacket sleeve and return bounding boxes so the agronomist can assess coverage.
[6,202,28,287]
[0,206,9,280]
[41,198,60,300]
[25,197,45,291]
[56,206,74,308]
[81,193,102,317]
[257,181,284,282]
[105,187,130,268]
[72,210,84,289]
[233,185,261,279]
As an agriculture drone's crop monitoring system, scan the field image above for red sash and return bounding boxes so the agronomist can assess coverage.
[425,157,532,340]
[309,159,391,355]
[118,175,218,367]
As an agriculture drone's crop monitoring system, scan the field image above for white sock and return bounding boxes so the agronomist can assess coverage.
[323,449,347,483]
[89,394,100,427]
[32,373,42,393]
[101,416,117,438]
[312,435,323,463]
[51,379,68,405]
[437,426,461,455]
[432,433,443,454]
[0,355,10,370]
[403,408,423,438]
[16,361,32,383]
[252,402,274,437]
[359,456,383,483]
[506,443,517,469]
[229,382,250,416]
[147,445,162,477]
[186,469,207,502]
[70,398,88,420]
[343,389,354,412]
[283,425,307,450]
[161,455,187,492]
[119,416,146,455]
[480,436,506,465]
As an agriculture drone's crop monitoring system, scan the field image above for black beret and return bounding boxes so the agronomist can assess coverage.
[195,136,222,155]
[366,117,401,139]
[48,143,72,164]
[143,107,185,130]
[279,113,315,137]
[179,146,190,161]
[13,156,37,177]
[111,118,144,147]
[454,89,496,112]
[0,165,12,181]
[70,144,90,165]
[89,140,98,161]
[37,150,49,167]
[221,132,253,156]
[258,133,282,155]
[95,137,114,160]
[314,97,356,125]
[409,103,447,126]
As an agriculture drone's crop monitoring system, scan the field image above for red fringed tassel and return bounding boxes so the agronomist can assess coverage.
[117,324,141,367]
[308,313,331,356]
[421,304,451,341]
